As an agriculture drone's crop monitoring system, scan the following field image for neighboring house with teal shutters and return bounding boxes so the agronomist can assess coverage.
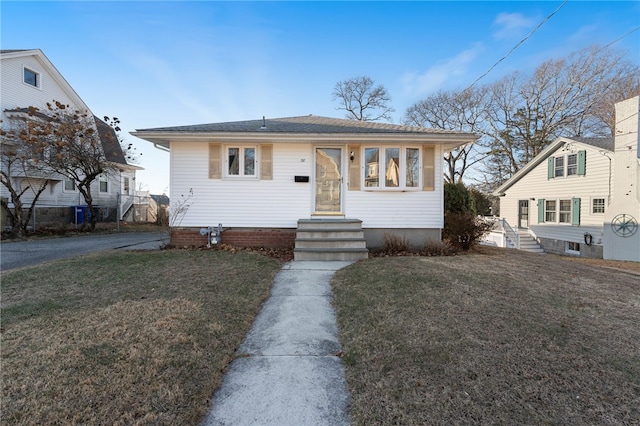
[493,96,640,261]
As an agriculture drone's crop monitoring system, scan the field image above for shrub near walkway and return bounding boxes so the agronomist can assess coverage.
[1,250,281,425]
[332,248,640,425]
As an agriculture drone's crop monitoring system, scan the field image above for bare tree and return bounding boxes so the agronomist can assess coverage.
[479,45,640,187]
[332,76,394,122]
[23,101,120,230]
[404,88,486,183]
[0,111,50,237]
[103,116,142,164]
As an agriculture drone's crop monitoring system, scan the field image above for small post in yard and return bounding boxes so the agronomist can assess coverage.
[116,192,120,231]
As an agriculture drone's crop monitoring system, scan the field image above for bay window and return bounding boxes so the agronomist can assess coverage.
[363,146,421,190]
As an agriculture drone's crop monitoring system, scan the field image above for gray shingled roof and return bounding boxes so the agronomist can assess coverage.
[136,115,469,135]
[572,137,615,152]
[1,49,32,54]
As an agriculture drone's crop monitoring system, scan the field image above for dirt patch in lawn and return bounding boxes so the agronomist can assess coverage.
[332,248,640,425]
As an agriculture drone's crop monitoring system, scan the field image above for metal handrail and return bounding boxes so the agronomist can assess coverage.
[501,219,520,249]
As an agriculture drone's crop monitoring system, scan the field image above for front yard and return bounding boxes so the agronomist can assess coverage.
[332,248,640,425]
[1,250,281,425]
[1,247,638,425]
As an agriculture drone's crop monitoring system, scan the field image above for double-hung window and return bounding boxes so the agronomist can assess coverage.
[559,199,572,223]
[539,198,581,225]
[99,174,108,193]
[591,198,605,214]
[549,150,586,179]
[545,200,556,222]
[566,154,578,176]
[364,146,420,189]
[554,157,564,177]
[64,178,76,192]
[227,146,256,177]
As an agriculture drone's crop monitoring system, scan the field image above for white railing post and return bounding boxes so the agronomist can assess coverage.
[501,219,520,249]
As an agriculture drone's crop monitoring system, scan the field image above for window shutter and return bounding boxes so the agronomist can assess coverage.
[547,157,554,179]
[571,197,581,225]
[538,199,545,223]
[577,150,586,176]
[347,145,360,190]
[260,144,273,180]
[422,146,435,191]
[209,143,221,179]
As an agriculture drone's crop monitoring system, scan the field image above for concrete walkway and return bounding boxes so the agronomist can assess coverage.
[201,261,353,426]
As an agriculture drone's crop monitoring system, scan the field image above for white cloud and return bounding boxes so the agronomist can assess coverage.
[493,12,537,40]
[401,43,484,95]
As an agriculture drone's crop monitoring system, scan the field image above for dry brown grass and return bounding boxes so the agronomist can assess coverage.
[332,247,640,425]
[1,250,281,425]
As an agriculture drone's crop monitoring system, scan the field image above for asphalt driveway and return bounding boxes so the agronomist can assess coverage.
[0,231,169,271]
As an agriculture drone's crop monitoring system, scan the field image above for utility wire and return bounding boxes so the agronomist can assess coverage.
[595,26,640,54]
[465,0,568,90]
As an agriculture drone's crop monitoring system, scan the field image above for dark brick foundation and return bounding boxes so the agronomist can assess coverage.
[170,227,296,249]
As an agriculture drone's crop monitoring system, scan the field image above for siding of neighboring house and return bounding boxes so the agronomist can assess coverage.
[498,140,613,257]
[1,50,139,228]
[0,53,79,111]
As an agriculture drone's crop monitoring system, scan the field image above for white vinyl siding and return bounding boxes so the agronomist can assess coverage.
[500,143,610,246]
[171,142,445,229]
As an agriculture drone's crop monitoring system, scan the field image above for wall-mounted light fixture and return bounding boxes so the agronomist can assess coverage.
[350,151,355,162]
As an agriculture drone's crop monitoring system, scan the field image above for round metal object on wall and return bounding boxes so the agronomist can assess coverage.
[611,214,638,237]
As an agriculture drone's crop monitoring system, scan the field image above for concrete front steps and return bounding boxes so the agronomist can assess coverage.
[518,230,545,254]
[294,219,369,261]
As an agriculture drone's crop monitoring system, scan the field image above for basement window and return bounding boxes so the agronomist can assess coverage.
[566,241,580,254]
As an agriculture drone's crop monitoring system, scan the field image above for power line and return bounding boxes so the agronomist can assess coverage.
[465,0,568,90]
[595,26,640,54]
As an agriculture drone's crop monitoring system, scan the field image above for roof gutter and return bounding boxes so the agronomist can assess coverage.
[153,143,170,152]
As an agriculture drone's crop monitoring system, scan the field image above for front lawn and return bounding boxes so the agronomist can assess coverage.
[332,248,640,425]
[1,250,281,425]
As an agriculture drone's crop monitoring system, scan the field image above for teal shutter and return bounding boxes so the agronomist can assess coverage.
[547,157,554,179]
[538,199,545,223]
[577,150,586,175]
[571,198,581,225]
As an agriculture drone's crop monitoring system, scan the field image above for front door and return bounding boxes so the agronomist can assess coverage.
[518,200,529,228]
[314,147,343,214]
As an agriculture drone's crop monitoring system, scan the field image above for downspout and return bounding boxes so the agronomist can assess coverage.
[599,150,612,206]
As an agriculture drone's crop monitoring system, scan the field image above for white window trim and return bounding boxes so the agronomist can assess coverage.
[99,174,109,193]
[362,145,421,191]
[558,199,572,224]
[543,198,576,225]
[224,145,258,179]
[63,178,78,193]
[566,153,578,176]
[566,241,580,255]
[591,197,606,215]
[23,66,42,90]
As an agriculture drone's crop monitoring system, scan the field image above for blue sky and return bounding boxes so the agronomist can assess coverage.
[2,1,639,195]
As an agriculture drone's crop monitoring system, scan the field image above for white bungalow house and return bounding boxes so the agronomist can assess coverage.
[132,116,477,260]
[0,49,142,228]
[492,96,640,262]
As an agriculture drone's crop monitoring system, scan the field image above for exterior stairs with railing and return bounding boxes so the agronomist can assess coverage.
[517,230,545,254]
[294,219,369,261]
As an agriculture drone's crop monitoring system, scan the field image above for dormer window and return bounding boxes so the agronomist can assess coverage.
[23,67,40,88]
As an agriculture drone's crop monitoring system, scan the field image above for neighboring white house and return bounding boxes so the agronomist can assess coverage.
[493,96,640,261]
[0,49,141,228]
[132,115,476,257]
